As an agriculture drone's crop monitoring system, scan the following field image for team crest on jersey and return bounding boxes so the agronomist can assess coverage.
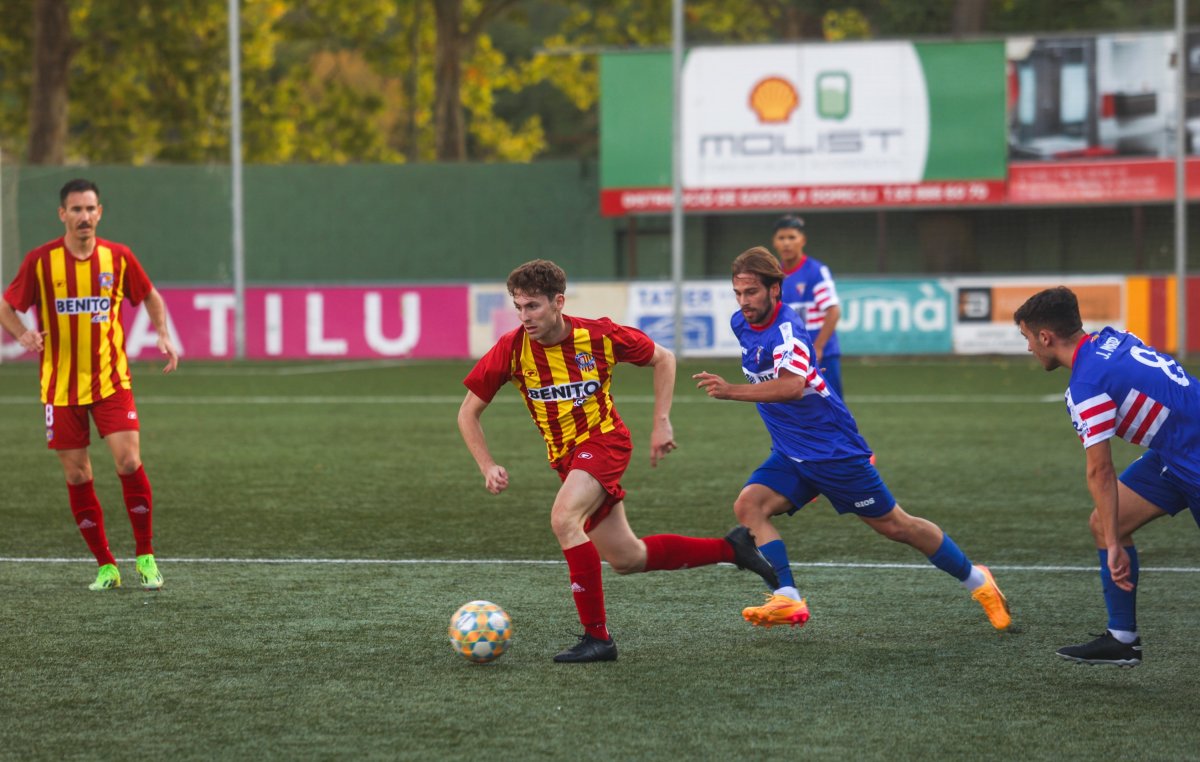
[575,352,596,371]
[99,272,114,289]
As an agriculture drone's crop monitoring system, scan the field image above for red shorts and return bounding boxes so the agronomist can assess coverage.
[44,387,140,450]
[552,430,632,533]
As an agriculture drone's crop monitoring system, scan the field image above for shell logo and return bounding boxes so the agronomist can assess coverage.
[748,76,799,123]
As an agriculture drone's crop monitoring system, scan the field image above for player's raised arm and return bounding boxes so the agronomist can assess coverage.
[457,390,509,494]
[694,368,807,402]
[645,342,677,467]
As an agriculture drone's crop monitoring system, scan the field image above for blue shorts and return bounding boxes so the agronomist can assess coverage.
[746,450,895,518]
[1119,450,1200,529]
[820,355,843,399]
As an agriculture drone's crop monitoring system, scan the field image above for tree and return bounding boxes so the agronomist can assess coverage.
[431,0,521,160]
[28,0,72,164]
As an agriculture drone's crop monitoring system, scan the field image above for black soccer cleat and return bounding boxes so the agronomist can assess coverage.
[724,525,780,590]
[553,633,618,663]
[1056,632,1142,668]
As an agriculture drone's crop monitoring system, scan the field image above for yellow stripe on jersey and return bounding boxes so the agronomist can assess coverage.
[73,255,95,404]
[572,326,604,435]
[36,257,53,403]
[543,339,578,445]
[48,249,73,406]
[591,332,618,437]
[95,246,118,399]
[519,332,553,436]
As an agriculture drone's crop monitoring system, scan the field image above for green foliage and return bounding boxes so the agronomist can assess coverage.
[3,0,1199,164]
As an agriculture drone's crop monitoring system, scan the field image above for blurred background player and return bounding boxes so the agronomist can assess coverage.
[0,179,178,591]
[1015,286,1200,668]
[458,259,778,663]
[772,215,844,398]
[694,247,1010,632]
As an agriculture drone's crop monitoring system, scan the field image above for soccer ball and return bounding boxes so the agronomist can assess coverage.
[448,600,513,663]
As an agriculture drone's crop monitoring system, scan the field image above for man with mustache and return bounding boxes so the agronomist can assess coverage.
[0,178,178,591]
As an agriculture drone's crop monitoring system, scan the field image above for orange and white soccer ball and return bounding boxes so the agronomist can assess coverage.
[449,600,513,663]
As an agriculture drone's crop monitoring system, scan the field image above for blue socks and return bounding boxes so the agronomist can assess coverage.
[758,540,795,590]
[927,534,972,582]
[1099,546,1139,633]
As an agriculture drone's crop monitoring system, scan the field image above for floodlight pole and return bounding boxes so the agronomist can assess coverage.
[1176,0,1189,360]
[670,0,685,358]
[229,0,247,359]
[0,147,4,365]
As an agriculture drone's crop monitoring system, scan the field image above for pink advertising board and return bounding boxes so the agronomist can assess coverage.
[1,285,470,361]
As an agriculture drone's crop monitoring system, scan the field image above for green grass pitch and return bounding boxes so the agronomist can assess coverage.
[0,357,1197,760]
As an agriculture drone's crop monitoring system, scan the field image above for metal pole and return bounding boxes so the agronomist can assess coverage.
[229,0,246,359]
[0,147,5,365]
[670,0,685,357]
[1176,0,1189,360]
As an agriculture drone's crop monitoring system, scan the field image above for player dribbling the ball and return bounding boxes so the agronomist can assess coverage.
[458,259,779,663]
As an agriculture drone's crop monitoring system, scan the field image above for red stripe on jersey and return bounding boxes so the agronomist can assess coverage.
[88,254,103,401]
[64,255,80,405]
[106,251,125,393]
[1080,399,1116,421]
[529,339,566,456]
[1115,393,1146,439]
[1131,401,1163,444]
[1089,418,1116,435]
[37,253,59,401]
[588,332,615,425]
[560,332,592,439]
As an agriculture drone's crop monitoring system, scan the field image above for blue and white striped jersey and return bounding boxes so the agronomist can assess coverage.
[731,302,870,463]
[1067,327,1200,487]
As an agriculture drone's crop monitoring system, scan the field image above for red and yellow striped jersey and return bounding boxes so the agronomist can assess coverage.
[464,316,656,464]
[3,237,153,405]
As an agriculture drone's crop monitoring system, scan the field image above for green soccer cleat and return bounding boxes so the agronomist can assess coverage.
[88,563,122,591]
[136,554,164,590]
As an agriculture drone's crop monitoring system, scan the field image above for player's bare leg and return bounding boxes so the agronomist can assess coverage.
[862,504,1010,630]
[734,484,810,627]
[550,471,617,662]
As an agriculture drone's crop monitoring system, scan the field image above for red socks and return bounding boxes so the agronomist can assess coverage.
[642,534,733,571]
[67,481,116,567]
[118,465,154,556]
[563,541,609,641]
[66,466,155,565]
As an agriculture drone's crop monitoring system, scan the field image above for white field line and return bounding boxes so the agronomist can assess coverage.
[1,556,1198,573]
[0,393,1065,405]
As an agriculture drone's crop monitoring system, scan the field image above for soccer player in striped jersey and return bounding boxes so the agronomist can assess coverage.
[0,179,178,591]
[772,215,845,398]
[458,259,779,663]
[694,247,1011,632]
[1016,286,1200,667]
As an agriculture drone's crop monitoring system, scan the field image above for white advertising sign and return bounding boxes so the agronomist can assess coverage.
[682,43,930,188]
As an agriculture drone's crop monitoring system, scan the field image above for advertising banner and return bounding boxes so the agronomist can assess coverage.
[626,278,956,358]
[600,31,1200,212]
[838,280,954,355]
[1,285,470,361]
[626,282,742,358]
[600,41,1007,215]
[953,276,1124,354]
